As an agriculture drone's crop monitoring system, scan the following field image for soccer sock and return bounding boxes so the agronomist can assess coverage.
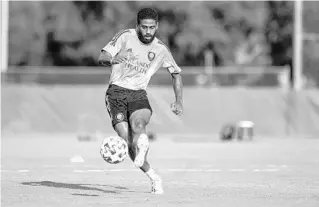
[137,133,149,148]
[145,168,158,180]
[134,133,150,168]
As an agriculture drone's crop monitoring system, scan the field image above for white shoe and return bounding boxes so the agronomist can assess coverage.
[151,176,164,194]
[134,134,149,168]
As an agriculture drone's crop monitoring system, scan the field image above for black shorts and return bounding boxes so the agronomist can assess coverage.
[105,84,152,128]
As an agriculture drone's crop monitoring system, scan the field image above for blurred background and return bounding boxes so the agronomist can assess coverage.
[1,1,319,139]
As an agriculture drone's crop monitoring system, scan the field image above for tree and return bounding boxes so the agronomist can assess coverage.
[8,1,287,69]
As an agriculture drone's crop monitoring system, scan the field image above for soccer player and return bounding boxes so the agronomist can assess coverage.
[98,8,183,194]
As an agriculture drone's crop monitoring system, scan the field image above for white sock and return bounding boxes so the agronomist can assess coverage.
[145,168,158,180]
[138,133,149,146]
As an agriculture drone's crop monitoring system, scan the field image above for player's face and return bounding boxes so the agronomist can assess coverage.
[136,19,158,44]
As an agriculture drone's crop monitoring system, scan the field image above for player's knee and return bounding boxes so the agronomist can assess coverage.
[131,120,147,134]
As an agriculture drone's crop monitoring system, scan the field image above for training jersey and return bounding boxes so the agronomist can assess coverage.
[101,29,181,90]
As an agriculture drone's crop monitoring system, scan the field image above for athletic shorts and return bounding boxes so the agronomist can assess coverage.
[105,84,153,128]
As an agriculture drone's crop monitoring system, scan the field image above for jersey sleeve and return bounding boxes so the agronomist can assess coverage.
[101,30,130,57]
[161,48,182,74]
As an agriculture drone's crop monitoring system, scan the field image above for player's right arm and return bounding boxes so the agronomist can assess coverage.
[98,30,131,66]
[98,51,113,66]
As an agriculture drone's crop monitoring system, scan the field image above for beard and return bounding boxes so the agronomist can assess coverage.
[137,30,156,44]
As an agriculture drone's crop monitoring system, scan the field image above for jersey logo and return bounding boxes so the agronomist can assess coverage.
[116,113,124,122]
[126,49,139,61]
[124,48,149,74]
[148,52,155,61]
[110,29,130,46]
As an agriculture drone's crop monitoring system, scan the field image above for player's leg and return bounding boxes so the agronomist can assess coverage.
[127,138,150,171]
[128,99,163,194]
[129,109,163,194]
[105,85,129,143]
[114,122,129,143]
[129,108,152,169]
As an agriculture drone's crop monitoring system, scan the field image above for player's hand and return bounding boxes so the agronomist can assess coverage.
[111,50,129,64]
[171,101,183,116]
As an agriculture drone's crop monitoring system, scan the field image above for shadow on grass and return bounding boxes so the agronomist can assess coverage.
[21,181,121,195]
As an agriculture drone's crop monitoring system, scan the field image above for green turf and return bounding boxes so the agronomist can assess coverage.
[1,135,319,207]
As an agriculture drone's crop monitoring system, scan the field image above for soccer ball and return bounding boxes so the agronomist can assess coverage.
[100,136,128,164]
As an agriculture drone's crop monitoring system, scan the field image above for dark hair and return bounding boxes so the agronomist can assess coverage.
[137,8,158,24]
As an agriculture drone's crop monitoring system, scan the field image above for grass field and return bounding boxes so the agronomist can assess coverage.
[1,134,319,207]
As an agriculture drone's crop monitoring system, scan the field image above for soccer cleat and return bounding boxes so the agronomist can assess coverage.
[134,134,149,168]
[151,176,164,194]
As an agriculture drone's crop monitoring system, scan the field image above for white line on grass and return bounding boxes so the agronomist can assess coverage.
[87,170,103,172]
[107,169,139,172]
[2,168,283,173]
[252,169,279,172]
[167,169,203,172]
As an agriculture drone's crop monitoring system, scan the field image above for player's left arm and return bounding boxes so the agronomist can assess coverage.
[162,51,183,116]
[171,72,183,116]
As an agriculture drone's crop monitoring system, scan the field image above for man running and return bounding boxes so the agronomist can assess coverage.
[98,7,183,194]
